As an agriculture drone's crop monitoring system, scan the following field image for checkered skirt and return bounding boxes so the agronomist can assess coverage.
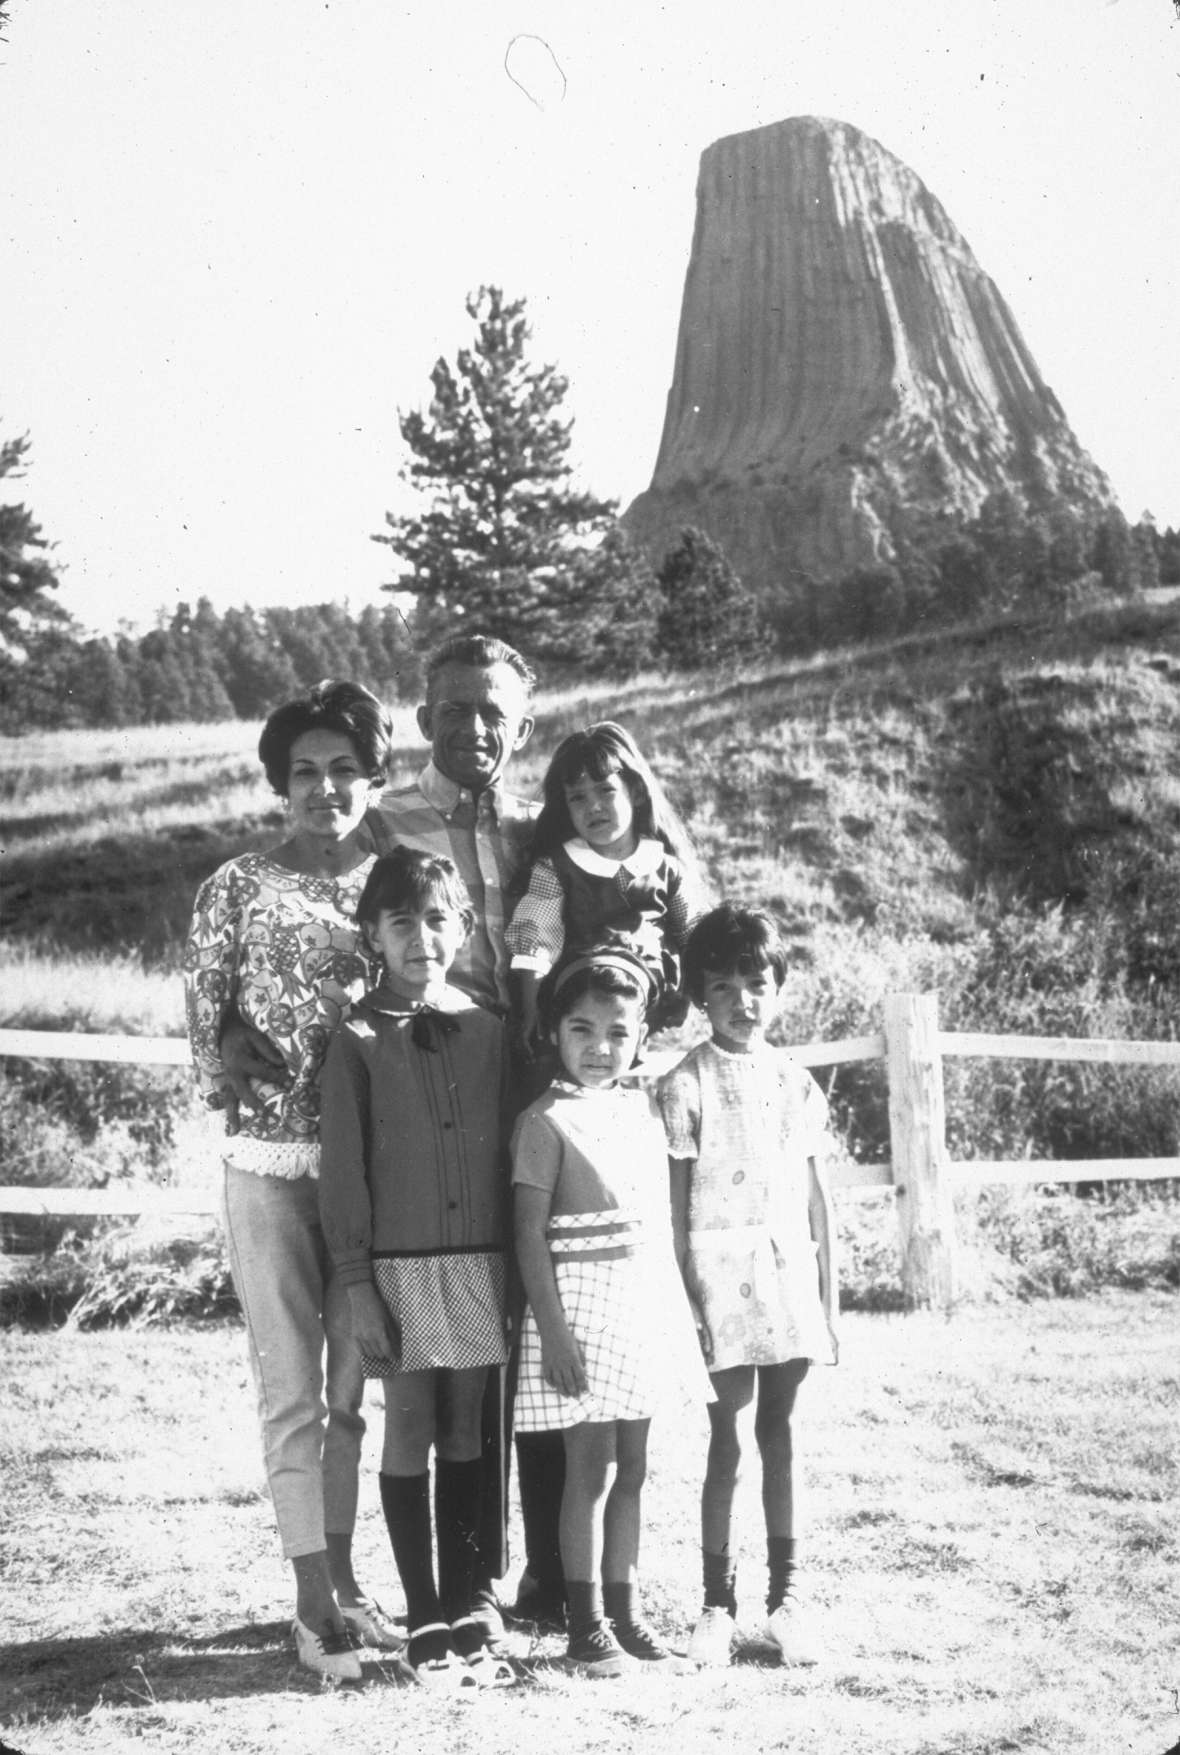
[514,1211,712,1430]
[365,1250,508,1378]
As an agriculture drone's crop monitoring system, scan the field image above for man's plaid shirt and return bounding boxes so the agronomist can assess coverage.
[365,761,539,1012]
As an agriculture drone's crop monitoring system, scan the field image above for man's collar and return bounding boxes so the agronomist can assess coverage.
[562,836,666,877]
[419,760,502,820]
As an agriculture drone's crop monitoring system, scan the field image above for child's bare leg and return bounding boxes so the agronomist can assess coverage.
[601,1417,649,1584]
[561,1422,619,1655]
[601,1419,675,1661]
[754,1360,808,1539]
[701,1366,756,1560]
[688,1367,754,1661]
[560,1422,615,1583]
[756,1360,816,1661]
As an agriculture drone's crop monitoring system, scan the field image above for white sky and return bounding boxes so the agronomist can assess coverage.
[1,0,1178,634]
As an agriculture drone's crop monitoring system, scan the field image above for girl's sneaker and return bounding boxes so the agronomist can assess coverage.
[687,1605,735,1668]
[764,1602,819,1666]
[562,1620,631,1678]
[611,1618,694,1671]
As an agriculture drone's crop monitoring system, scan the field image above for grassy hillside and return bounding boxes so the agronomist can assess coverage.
[6,592,1180,1194]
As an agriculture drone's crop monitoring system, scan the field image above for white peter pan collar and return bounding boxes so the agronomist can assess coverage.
[562,836,666,877]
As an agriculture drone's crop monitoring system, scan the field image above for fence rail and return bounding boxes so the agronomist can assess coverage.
[3,997,1178,1307]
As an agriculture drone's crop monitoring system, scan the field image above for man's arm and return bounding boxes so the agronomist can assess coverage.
[217,1008,289,1135]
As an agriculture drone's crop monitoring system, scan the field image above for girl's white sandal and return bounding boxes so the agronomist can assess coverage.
[407,1623,480,1693]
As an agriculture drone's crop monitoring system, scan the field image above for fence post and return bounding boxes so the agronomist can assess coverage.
[884,991,956,1311]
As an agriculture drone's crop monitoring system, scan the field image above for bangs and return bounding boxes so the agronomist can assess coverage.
[554,740,621,789]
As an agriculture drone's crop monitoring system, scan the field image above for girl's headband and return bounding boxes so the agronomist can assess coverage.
[551,948,656,1000]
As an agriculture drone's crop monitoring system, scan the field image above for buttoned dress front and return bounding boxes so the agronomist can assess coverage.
[318,985,510,1376]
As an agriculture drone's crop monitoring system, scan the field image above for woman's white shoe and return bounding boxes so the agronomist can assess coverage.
[292,1615,363,1681]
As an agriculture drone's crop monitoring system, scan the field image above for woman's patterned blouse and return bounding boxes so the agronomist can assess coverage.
[183,852,375,1146]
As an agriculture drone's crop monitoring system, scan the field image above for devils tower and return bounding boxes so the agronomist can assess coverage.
[623,116,1114,592]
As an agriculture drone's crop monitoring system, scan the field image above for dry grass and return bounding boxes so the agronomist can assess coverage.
[1,1293,1176,1754]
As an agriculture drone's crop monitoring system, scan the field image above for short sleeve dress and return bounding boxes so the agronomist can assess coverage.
[512,1080,713,1430]
[658,1038,835,1371]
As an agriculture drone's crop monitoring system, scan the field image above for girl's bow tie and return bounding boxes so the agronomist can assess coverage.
[410,1006,461,1052]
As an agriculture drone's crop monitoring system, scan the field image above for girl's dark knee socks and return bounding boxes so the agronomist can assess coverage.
[378,1470,442,1631]
[434,1456,482,1624]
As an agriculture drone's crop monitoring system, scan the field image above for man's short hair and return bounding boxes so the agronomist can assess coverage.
[423,633,536,699]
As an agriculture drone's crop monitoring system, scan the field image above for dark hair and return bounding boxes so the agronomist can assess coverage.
[537,946,652,1036]
[258,679,394,798]
[683,905,788,1004]
[424,634,535,700]
[355,847,475,939]
[531,721,694,864]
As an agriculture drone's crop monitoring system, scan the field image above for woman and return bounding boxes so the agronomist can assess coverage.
[184,678,399,1680]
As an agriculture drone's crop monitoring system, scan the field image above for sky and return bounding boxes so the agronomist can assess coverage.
[1,0,1178,635]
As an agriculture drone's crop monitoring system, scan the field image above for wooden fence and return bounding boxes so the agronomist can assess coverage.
[3,992,1179,1309]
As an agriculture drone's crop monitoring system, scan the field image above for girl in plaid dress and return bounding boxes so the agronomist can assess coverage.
[513,948,709,1676]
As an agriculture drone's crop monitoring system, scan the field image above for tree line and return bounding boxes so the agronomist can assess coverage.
[3,285,1178,731]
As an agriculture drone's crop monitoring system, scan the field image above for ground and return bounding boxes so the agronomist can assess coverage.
[1,1292,1177,1754]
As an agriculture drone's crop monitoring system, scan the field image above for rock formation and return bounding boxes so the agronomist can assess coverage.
[623,116,1114,592]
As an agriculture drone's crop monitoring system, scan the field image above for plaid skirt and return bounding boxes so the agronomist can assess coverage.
[514,1211,712,1430]
[365,1249,508,1378]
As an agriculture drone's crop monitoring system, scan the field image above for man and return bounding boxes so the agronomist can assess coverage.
[220,632,565,1634]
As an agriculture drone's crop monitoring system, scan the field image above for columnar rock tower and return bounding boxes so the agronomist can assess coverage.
[623,116,1114,592]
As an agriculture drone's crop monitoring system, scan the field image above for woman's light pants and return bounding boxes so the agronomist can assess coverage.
[221,1165,364,1560]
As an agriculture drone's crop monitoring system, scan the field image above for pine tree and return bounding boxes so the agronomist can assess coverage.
[0,431,66,655]
[656,527,761,670]
[376,286,616,643]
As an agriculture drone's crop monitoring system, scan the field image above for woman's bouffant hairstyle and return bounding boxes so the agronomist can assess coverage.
[355,847,475,941]
[682,904,789,1005]
[531,721,695,866]
[258,679,394,798]
[537,944,654,1037]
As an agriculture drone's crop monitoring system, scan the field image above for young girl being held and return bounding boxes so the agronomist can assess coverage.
[657,905,839,1670]
[318,848,514,1692]
[512,948,710,1676]
[505,722,706,1046]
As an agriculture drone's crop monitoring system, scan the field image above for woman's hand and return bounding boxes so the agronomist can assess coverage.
[825,1313,841,1366]
[541,1325,588,1398]
[346,1283,401,1366]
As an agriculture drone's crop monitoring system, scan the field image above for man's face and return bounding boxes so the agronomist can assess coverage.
[417,662,535,793]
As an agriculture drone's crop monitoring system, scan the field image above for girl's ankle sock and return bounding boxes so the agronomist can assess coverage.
[766,1536,799,1614]
[702,1548,738,1615]
[602,1580,636,1628]
[433,1456,482,1624]
[378,1470,442,1631]
[565,1579,605,1642]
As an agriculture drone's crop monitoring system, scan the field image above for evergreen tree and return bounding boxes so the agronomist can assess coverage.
[655,527,761,670]
[1159,526,1180,587]
[1091,509,1136,596]
[0,430,66,656]
[519,527,660,674]
[376,286,616,642]
[1131,515,1161,595]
